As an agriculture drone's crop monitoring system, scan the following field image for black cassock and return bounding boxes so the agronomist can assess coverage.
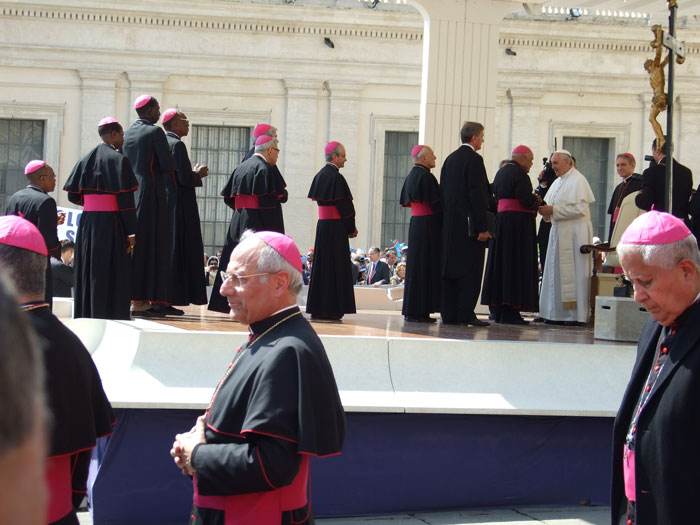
[122,119,175,304]
[190,307,345,525]
[208,155,287,312]
[399,165,442,318]
[165,131,207,306]
[25,303,114,525]
[63,143,138,320]
[606,173,642,242]
[611,301,700,525]
[306,163,357,318]
[5,185,60,307]
[481,162,539,313]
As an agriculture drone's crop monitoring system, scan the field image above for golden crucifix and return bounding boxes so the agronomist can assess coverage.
[645,2,686,152]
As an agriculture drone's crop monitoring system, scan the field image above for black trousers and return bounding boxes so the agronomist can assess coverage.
[440,238,485,323]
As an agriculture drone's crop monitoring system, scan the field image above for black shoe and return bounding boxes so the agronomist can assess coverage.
[564,321,583,327]
[161,305,185,316]
[532,316,545,323]
[544,319,565,325]
[310,315,342,322]
[500,314,529,325]
[466,318,489,327]
[131,308,161,318]
[405,316,437,323]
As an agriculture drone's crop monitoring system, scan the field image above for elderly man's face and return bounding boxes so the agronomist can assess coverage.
[220,241,277,325]
[551,153,571,177]
[621,252,696,326]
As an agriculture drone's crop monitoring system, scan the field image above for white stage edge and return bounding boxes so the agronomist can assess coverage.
[66,317,637,419]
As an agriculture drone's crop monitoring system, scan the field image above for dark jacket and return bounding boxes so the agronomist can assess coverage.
[635,158,692,223]
[611,301,700,524]
[366,260,391,285]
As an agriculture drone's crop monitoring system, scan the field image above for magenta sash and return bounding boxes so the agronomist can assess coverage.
[623,445,636,501]
[318,206,341,220]
[234,195,261,210]
[410,202,434,216]
[497,198,535,214]
[193,455,310,525]
[83,194,119,212]
[46,455,73,523]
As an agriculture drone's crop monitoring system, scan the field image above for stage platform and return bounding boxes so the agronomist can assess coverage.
[59,300,639,525]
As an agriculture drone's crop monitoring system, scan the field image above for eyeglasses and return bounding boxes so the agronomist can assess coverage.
[271,147,280,152]
[220,271,273,288]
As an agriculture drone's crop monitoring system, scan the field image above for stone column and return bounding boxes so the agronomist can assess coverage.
[126,72,169,125]
[282,79,324,250]
[675,95,700,181]
[408,0,522,169]
[508,89,543,162]
[77,70,120,156]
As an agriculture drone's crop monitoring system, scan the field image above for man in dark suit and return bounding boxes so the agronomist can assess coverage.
[612,210,700,525]
[364,246,390,286]
[635,137,692,224]
[50,239,74,298]
[439,121,491,326]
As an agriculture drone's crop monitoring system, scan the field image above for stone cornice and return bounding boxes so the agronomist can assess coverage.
[0,4,424,42]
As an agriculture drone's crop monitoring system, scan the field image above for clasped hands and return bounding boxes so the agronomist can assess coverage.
[170,415,207,475]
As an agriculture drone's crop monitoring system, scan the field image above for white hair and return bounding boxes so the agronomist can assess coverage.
[255,138,278,153]
[617,235,700,272]
[238,230,303,295]
[412,146,427,161]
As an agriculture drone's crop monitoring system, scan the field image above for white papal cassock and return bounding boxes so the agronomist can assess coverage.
[539,167,595,323]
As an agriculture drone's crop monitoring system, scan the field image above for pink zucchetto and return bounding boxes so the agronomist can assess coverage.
[24,160,46,175]
[254,231,302,274]
[620,210,692,246]
[98,117,118,127]
[411,145,425,158]
[134,94,152,109]
[253,124,272,138]
[161,109,178,124]
[255,135,274,147]
[325,141,340,156]
[512,145,533,155]
[0,215,48,256]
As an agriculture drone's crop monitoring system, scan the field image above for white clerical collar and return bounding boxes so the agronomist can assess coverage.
[254,153,267,161]
[326,162,339,170]
[462,143,475,151]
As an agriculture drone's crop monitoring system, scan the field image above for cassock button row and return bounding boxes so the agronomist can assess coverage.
[632,426,637,433]
[628,520,632,525]
[654,365,660,371]
[645,385,651,392]
[662,347,669,353]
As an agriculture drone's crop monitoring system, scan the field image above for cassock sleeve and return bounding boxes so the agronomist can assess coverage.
[552,201,590,221]
[37,198,60,256]
[335,199,356,234]
[71,449,92,508]
[173,141,200,188]
[117,192,137,235]
[153,128,175,174]
[467,156,490,233]
[635,167,656,211]
[191,434,301,496]
[514,174,538,210]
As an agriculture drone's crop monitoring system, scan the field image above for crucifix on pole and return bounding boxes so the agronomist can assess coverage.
[646,0,686,214]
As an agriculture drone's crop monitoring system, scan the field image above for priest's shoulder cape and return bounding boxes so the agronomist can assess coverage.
[63,143,138,202]
[202,307,346,458]
[27,305,115,457]
[122,119,174,178]
[308,163,353,202]
[221,155,287,200]
[400,165,441,207]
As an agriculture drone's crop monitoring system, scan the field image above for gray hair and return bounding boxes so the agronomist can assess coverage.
[0,245,46,297]
[553,150,573,164]
[617,234,700,272]
[412,146,427,161]
[325,143,342,162]
[255,138,278,153]
[239,230,303,295]
[369,246,380,255]
[0,273,44,453]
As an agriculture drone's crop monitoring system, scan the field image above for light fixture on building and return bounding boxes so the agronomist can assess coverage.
[324,37,335,48]
[505,48,517,56]
[356,0,406,8]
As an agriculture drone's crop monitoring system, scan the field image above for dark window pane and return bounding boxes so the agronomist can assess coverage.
[0,119,45,211]
[380,131,417,248]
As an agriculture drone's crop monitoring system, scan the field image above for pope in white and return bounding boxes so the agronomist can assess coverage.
[538,150,595,324]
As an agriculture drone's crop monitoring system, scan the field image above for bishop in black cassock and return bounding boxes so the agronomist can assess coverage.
[5,160,62,307]
[162,109,208,306]
[172,231,345,525]
[400,145,441,322]
[481,146,540,324]
[0,215,115,525]
[306,141,358,321]
[607,153,642,242]
[63,118,138,320]
[122,94,175,313]
[208,135,287,313]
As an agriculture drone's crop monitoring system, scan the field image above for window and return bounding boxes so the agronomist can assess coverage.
[190,125,251,257]
[562,137,612,240]
[0,119,44,211]
[381,131,418,248]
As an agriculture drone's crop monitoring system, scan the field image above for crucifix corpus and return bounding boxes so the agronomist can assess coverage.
[645,0,686,213]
